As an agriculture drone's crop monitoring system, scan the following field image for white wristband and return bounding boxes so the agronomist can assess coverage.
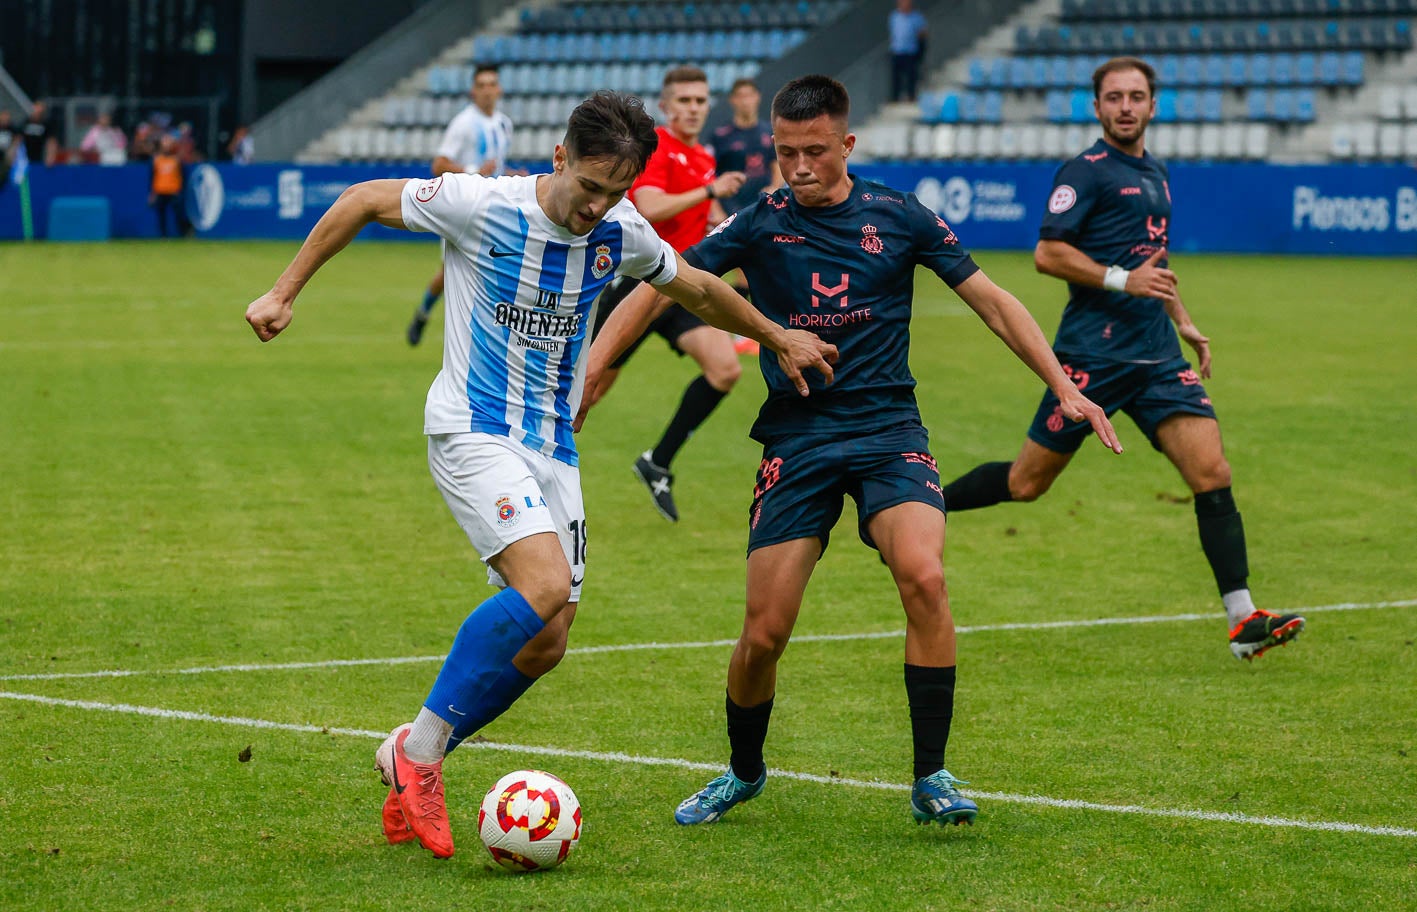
[1103,265,1130,292]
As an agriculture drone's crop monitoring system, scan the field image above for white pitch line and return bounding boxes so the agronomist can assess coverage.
[2,690,1413,840]
[4,598,1414,683]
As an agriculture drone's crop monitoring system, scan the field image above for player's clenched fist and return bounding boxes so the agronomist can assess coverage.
[246,291,293,342]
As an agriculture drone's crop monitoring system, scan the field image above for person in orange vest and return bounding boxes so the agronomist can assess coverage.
[149,135,190,237]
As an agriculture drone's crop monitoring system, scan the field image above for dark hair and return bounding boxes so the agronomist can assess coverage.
[662,65,709,89]
[564,91,659,178]
[771,74,850,124]
[729,77,759,94]
[1092,56,1156,99]
[472,63,500,79]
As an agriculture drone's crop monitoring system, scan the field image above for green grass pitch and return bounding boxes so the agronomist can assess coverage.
[2,240,1415,911]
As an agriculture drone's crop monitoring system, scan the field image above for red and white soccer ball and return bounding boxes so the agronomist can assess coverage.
[478,769,583,872]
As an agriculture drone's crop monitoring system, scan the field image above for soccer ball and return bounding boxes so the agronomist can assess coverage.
[478,769,583,872]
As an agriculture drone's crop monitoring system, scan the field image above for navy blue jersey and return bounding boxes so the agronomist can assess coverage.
[709,121,776,215]
[1038,139,1179,363]
[686,176,979,443]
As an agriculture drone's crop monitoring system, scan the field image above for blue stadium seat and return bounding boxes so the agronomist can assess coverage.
[1201,89,1224,121]
[1341,50,1364,85]
[983,91,1004,123]
[960,93,981,123]
[1295,88,1317,122]
[1046,90,1069,123]
[940,92,961,123]
[1272,52,1295,84]
[1029,56,1049,89]
[1159,55,1181,85]
[1048,55,1071,88]
[1201,53,1226,86]
[1069,56,1093,87]
[1247,87,1270,119]
[1009,57,1031,89]
[1249,53,1271,84]
[1070,89,1094,122]
[1294,52,1317,84]
[918,92,941,124]
[987,58,1009,88]
[967,58,988,89]
[1175,89,1197,121]
[1180,54,1204,86]
[1271,88,1295,121]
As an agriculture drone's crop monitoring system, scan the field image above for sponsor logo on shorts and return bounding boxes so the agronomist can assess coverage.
[1178,368,1201,386]
[415,176,443,202]
[495,495,519,527]
[1046,406,1066,433]
[903,452,938,472]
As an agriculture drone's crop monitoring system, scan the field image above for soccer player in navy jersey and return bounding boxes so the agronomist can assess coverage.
[940,57,1305,661]
[710,77,784,355]
[581,75,1120,827]
[244,91,836,859]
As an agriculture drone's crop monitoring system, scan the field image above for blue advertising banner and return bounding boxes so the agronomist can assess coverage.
[855,161,1417,256]
[3,160,1414,255]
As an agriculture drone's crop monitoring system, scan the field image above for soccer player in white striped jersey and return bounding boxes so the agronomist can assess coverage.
[244,91,837,860]
[407,63,519,346]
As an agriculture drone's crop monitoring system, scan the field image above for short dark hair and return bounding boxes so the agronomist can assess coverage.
[771,75,850,124]
[662,65,709,90]
[1092,56,1156,99]
[729,77,759,94]
[472,63,500,79]
[564,91,659,179]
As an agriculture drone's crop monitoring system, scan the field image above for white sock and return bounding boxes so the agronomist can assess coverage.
[403,707,453,763]
[1222,589,1257,627]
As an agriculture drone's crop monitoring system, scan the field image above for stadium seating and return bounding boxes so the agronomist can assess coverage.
[326,0,850,163]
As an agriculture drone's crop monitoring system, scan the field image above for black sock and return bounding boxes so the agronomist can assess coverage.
[941,461,1013,512]
[651,375,726,469]
[904,664,956,781]
[726,692,773,782]
[1194,486,1249,595]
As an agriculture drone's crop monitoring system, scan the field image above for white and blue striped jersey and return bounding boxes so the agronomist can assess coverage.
[436,105,513,175]
[401,173,679,466]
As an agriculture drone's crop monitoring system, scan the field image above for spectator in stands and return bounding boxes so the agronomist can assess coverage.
[173,122,202,164]
[21,100,58,168]
[80,112,128,165]
[129,122,158,162]
[710,77,784,355]
[888,0,928,103]
[0,110,16,192]
[149,135,190,238]
[406,63,519,346]
[228,125,255,164]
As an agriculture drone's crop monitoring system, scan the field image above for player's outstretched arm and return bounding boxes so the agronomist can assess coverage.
[245,179,409,342]
[660,257,837,396]
[954,270,1123,454]
[1161,282,1212,378]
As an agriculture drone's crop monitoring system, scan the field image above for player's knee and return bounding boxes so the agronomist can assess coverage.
[518,573,572,618]
[704,357,741,391]
[1191,458,1232,493]
[739,614,792,662]
[893,564,946,607]
[1008,470,1052,502]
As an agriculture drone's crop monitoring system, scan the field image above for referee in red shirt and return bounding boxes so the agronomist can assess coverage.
[592,65,746,522]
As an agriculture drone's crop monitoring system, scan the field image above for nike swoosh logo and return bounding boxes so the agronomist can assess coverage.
[490,246,518,258]
[391,748,408,795]
[446,705,466,716]
[570,575,584,587]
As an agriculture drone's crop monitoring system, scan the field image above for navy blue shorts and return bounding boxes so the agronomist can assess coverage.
[747,423,946,556]
[1027,355,1217,454]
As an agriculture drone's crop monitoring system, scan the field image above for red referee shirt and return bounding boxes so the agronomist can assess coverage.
[629,126,717,253]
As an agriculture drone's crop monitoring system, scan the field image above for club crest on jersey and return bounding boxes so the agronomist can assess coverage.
[860,224,883,255]
[495,496,519,527]
[592,244,614,279]
[1049,185,1077,214]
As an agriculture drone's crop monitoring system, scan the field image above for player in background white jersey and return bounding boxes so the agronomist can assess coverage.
[407,63,521,346]
[244,91,838,861]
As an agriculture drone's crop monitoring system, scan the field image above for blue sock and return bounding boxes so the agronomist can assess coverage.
[418,288,439,318]
[444,663,537,754]
[424,588,544,726]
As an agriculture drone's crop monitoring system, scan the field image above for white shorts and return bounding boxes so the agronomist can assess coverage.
[427,433,587,601]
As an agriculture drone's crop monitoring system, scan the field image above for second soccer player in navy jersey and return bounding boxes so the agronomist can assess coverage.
[581,75,1120,827]
[244,91,837,859]
[940,57,1305,661]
